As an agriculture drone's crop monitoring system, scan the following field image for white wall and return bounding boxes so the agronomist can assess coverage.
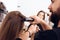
[0,0,51,17]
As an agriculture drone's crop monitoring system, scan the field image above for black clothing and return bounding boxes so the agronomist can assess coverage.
[16,38,22,40]
[34,28,60,40]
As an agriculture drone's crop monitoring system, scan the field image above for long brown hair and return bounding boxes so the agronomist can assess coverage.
[37,10,45,20]
[0,11,25,40]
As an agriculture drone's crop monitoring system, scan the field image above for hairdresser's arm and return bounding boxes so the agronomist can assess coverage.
[30,15,52,31]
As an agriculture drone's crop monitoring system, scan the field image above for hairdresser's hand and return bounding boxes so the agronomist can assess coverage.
[30,15,52,30]
[30,15,41,24]
[19,25,39,40]
[28,25,40,35]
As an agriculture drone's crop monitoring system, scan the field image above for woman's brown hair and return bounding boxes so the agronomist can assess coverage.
[0,11,25,40]
[37,10,45,20]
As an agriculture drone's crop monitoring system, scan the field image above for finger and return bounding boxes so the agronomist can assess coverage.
[34,25,40,32]
[30,15,37,19]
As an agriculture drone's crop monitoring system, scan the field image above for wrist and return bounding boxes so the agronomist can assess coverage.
[27,30,32,36]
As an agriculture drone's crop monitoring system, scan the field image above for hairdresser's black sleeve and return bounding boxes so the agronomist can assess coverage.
[16,38,22,40]
[34,28,60,40]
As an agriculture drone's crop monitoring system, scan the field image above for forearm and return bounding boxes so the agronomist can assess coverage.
[39,20,52,30]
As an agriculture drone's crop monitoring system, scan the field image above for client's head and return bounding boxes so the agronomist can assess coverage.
[0,11,25,40]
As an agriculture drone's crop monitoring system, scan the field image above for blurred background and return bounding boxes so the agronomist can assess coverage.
[0,0,51,17]
[0,0,53,28]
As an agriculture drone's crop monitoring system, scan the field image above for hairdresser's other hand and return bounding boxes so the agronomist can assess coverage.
[19,25,39,40]
[28,25,40,35]
[30,15,41,24]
